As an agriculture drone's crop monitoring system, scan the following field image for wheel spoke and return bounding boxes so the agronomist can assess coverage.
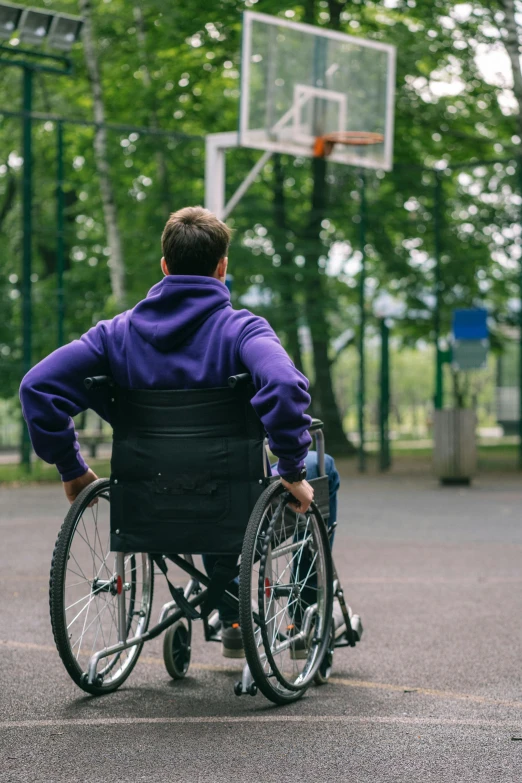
[66,580,109,628]
[68,549,90,584]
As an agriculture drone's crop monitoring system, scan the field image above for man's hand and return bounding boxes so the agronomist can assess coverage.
[280,477,314,515]
[63,468,99,505]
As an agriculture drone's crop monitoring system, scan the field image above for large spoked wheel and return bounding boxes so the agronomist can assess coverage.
[239,482,333,705]
[49,479,154,695]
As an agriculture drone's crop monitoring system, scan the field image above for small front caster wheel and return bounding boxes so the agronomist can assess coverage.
[234,681,243,697]
[247,683,258,697]
[163,619,192,679]
[80,672,103,688]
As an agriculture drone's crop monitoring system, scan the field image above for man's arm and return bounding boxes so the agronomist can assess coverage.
[19,322,111,497]
[236,315,313,477]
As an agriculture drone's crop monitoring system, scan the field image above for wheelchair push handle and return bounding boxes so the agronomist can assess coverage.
[228,373,252,389]
[85,374,253,390]
[84,375,114,390]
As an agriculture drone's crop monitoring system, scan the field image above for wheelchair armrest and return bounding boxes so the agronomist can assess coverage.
[84,375,114,390]
[309,418,324,433]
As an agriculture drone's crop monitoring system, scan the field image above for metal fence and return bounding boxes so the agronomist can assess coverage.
[1,107,521,467]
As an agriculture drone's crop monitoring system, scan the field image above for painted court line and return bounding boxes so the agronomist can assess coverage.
[2,639,522,711]
[341,576,522,585]
[3,575,522,585]
[1,715,522,731]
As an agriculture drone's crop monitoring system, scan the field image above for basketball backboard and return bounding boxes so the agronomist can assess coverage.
[240,12,396,171]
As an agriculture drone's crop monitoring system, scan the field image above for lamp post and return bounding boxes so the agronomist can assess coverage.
[518,157,522,470]
[358,172,367,473]
[374,292,404,472]
[0,3,82,469]
[433,170,444,411]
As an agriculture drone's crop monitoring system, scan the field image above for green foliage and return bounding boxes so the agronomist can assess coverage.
[0,0,519,405]
[334,339,496,435]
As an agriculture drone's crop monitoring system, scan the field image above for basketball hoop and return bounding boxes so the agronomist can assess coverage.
[313,131,385,158]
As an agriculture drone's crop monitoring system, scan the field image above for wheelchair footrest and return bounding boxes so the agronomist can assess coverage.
[334,601,363,646]
[350,614,363,643]
[203,611,222,643]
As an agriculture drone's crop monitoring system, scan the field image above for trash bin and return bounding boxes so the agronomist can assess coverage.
[433,409,477,485]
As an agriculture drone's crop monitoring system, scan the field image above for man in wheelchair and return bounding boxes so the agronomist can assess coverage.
[20,206,341,663]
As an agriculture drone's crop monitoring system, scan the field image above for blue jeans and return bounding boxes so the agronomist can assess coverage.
[202,451,340,623]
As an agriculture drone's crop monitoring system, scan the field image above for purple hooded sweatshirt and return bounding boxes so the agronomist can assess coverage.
[20,275,312,482]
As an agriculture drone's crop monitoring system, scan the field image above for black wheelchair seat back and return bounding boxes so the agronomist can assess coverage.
[108,384,266,555]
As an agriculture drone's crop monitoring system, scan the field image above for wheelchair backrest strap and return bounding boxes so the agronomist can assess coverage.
[152,555,201,621]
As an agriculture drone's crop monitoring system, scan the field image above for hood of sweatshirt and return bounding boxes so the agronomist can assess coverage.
[129,275,231,352]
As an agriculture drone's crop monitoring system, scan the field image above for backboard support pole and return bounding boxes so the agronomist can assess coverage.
[205,132,237,219]
[222,150,272,220]
[205,132,272,221]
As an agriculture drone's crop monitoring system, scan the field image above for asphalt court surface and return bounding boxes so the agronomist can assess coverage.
[1,470,522,782]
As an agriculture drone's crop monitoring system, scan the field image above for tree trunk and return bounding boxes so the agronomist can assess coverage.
[134,6,172,221]
[499,0,522,138]
[304,156,355,455]
[327,0,347,29]
[79,0,125,307]
[300,0,354,455]
[272,153,304,372]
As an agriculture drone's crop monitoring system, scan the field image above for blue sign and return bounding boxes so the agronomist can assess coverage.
[452,308,488,341]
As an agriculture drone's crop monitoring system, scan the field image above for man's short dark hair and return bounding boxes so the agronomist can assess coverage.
[161,206,231,276]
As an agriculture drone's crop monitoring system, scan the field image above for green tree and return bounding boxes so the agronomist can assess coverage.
[0,0,520,447]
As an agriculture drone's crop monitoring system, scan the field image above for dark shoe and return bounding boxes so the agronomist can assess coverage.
[221,622,245,659]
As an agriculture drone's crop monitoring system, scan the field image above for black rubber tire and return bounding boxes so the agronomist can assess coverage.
[239,481,333,705]
[163,619,192,679]
[49,478,154,695]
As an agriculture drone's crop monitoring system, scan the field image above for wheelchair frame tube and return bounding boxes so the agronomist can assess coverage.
[315,430,326,477]
[87,557,247,684]
[116,552,127,644]
[87,588,209,684]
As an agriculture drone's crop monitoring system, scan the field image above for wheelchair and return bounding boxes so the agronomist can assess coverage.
[49,373,362,705]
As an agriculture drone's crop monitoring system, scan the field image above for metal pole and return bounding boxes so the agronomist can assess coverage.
[21,66,33,471]
[433,172,444,410]
[379,318,391,472]
[358,172,366,472]
[116,552,127,643]
[518,157,522,469]
[56,121,65,347]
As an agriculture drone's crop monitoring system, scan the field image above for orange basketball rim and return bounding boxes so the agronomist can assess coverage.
[313,131,385,158]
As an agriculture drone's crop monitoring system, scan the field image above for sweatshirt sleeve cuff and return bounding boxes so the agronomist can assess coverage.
[57,452,90,482]
[274,457,305,478]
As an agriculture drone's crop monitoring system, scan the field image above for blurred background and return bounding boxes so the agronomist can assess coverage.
[0,0,521,479]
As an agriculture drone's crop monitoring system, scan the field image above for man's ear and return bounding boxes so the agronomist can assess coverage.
[216,256,228,282]
[161,257,169,276]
